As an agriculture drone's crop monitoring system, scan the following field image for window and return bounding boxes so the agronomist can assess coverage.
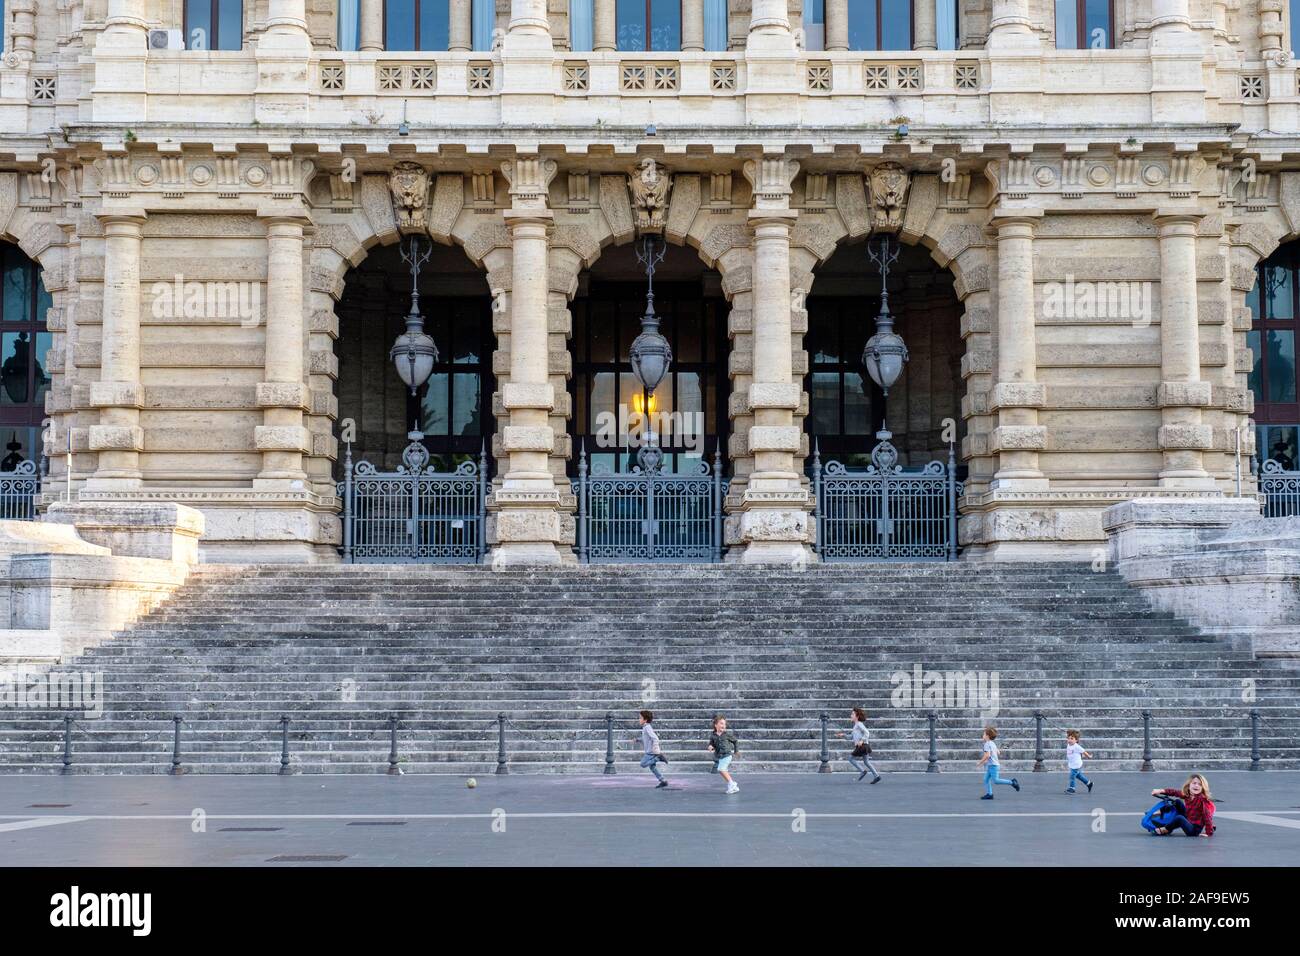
[616,0,681,51]
[805,296,880,467]
[472,0,494,50]
[804,0,825,52]
[185,0,244,51]
[703,0,727,51]
[1,0,5,53]
[339,0,361,51]
[1055,0,1112,49]
[1248,243,1300,470]
[386,0,451,51]
[417,300,491,463]
[936,0,958,50]
[1294,0,1300,59]
[846,0,912,52]
[571,0,594,51]
[0,244,51,470]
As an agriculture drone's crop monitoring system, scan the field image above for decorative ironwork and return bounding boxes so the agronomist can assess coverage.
[0,459,39,521]
[575,443,727,563]
[1260,459,1300,517]
[813,435,961,562]
[339,433,487,564]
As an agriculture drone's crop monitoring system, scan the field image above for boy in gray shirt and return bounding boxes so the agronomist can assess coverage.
[638,710,669,788]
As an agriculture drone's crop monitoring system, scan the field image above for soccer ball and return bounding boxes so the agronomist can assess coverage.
[466,778,477,789]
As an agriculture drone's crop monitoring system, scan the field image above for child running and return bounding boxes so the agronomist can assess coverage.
[1064,730,1093,794]
[836,707,881,783]
[637,710,669,788]
[1150,774,1215,837]
[977,726,1020,799]
[707,715,740,794]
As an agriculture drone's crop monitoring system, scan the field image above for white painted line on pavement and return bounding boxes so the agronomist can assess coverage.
[0,816,88,832]
[1220,811,1300,830]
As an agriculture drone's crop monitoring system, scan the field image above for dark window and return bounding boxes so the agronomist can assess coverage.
[185,0,244,51]
[1294,0,1300,59]
[569,281,727,475]
[847,0,913,51]
[0,244,51,470]
[385,0,451,51]
[1055,0,1113,49]
[805,295,881,468]
[616,0,682,51]
[1248,242,1300,469]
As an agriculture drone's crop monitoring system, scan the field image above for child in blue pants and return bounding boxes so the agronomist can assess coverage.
[1064,730,1093,794]
[977,726,1020,799]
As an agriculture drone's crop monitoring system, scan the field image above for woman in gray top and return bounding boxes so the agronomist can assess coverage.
[836,707,881,783]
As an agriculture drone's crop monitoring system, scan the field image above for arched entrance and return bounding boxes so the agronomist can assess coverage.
[0,241,50,519]
[567,240,731,561]
[334,240,496,561]
[1249,239,1300,516]
[805,237,966,560]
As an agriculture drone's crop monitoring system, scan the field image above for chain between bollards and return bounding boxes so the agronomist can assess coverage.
[279,715,293,775]
[817,712,831,773]
[1032,712,1045,772]
[926,711,939,772]
[603,713,616,775]
[168,715,186,776]
[1249,709,1261,771]
[61,715,74,775]
[387,714,400,775]
[496,713,509,775]
[1140,710,1153,772]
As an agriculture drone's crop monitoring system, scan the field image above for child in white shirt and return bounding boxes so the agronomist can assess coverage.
[977,726,1020,799]
[1064,730,1093,794]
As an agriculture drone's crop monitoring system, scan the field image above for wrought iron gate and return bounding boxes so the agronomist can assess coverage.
[813,435,961,561]
[575,445,727,563]
[0,459,40,521]
[1260,459,1300,517]
[339,434,487,563]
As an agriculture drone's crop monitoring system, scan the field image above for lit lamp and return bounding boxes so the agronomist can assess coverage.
[389,235,437,399]
[630,235,671,472]
[862,234,908,436]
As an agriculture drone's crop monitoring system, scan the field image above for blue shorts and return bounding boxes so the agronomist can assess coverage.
[715,755,733,772]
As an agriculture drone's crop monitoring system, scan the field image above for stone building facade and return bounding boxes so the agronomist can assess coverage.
[1,0,1298,565]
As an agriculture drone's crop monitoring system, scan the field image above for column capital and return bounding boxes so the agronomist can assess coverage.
[97,210,148,233]
[1153,209,1204,231]
[990,207,1044,234]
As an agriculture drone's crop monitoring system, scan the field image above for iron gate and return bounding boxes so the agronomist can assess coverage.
[575,445,727,563]
[0,459,40,521]
[339,434,487,563]
[813,435,961,561]
[1260,459,1300,517]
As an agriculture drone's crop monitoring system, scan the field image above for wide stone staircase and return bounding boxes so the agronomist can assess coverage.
[2,563,1298,774]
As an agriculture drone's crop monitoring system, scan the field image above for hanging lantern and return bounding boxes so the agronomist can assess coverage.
[388,235,438,394]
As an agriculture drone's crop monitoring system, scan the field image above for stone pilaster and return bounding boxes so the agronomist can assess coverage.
[1154,211,1214,490]
[989,210,1046,490]
[359,0,384,51]
[734,157,811,565]
[255,217,311,487]
[493,157,565,567]
[94,0,149,121]
[86,211,147,490]
[1260,1,1285,54]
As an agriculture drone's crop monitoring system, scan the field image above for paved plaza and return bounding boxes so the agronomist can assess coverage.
[0,770,1296,867]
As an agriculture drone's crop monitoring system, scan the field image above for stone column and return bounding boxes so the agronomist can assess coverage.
[736,157,811,565]
[262,0,312,52]
[8,0,36,57]
[682,0,705,51]
[1260,1,1285,54]
[494,157,564,567]
[450,0,473,51]
[86,212,147,490]
[1149,0,1198,50]
[748,0,795,52]
[594,0,616,51]
[254,218,311,486]
[1154,212,1213,489]
[360,0,384,51]
[824,0,848,51]
[989,211,1047,489]
[914,0,937,50]
[987,0,1035,48]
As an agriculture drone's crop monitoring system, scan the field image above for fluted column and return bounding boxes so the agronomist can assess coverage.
[989,211,1047,489]
[735,156,811,565]
[86,212,147,489]
[825,0,848,51]
[1154,212,1214,489]
[594,0,616,51]
[360,0,384,50]
[914,0,937,50]
[494,158,564,567]
[255,218,311,485]
[682,0,705,51]
[450,0,473,51]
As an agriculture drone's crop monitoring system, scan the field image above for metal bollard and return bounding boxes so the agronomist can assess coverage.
[279,716,293,775]
[603,713,616,775]
[1140,710,1153,772]
[818,712,831,773]
[387,715,400,775]
[496,713,509,775]
[1250,709,1261,771]
[61,716,73,775]
[1033,712,1045,772]
[926,712,940,773]
[168,715,186,776]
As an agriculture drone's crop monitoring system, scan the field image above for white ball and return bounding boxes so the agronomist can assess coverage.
[466,777,477,789]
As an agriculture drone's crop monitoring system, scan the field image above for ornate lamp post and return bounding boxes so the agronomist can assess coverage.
[862,233,909,455]
[630,234,672,472]
[389,234,438,401]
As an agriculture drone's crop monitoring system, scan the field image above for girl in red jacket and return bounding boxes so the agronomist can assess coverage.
[1151,773,1215,837]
